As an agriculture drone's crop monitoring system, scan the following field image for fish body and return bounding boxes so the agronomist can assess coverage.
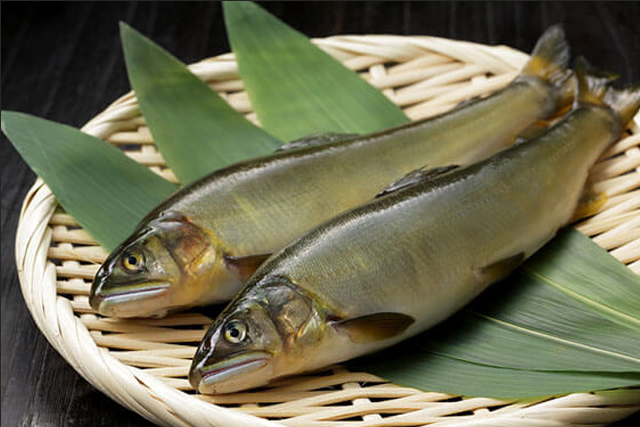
[90,26,571,317]
[189,70,640,394]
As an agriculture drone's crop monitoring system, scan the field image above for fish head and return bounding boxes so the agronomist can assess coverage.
[90,211,226,318]
[189,276,327,394]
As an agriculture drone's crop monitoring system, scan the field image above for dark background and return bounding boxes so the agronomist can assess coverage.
[2,2,639,426]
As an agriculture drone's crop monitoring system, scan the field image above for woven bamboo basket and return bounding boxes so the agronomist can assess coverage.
[15,35,640,427]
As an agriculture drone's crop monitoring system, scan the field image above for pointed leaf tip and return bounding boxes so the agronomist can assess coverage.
[224,0,409,140]
[121,21,281,185]
[119,21,138,48]
[2,110,25,129]
[1,110,13,134]
[3,112,176,250]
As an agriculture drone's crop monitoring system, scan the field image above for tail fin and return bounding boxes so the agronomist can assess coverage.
[604,85,640,127]
[574,57,640,127]
[520,25,571,88]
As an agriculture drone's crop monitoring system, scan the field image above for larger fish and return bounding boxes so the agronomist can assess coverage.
[90,26,571,318]
[189,67,640,394]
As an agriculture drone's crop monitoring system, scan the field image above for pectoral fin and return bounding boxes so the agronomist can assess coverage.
[376,165,459,198]
[332,312,415,343]
[224,254,272,281]
[475,253,525,284]
[276,132,358,152]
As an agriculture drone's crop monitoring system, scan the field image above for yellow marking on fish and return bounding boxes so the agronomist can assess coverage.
[570,190,607,222]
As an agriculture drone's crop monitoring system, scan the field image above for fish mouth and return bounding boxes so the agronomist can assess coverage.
[91,281,171,317]
[196,351,271,393]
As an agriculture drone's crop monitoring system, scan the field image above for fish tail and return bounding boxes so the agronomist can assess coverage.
[604,84,640,128]
[574,57,640,127]
[520,24,571,88]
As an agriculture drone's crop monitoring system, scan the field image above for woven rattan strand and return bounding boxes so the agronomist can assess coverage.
[15,35,640,427]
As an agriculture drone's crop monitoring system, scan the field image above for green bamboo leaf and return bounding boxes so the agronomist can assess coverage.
[523,230,640,331]
[352,229,640,397]
[1,112,177,251]
[357,351,640,399]
[120,22,281,185]
[420,280,640,372]
[223,1,409,141]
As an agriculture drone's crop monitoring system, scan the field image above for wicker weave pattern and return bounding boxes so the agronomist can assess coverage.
[15,35,640,427]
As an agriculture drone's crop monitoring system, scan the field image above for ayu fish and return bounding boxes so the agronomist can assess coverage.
[90,26,571,318]
[189,65,640,394]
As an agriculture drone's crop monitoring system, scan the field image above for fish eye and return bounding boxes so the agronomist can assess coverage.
[224,320,247,344]
[122,251,145,272]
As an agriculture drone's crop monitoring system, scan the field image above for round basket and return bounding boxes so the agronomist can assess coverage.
[15,35,640,427]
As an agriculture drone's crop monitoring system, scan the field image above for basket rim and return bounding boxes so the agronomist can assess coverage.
[14,34,640,427]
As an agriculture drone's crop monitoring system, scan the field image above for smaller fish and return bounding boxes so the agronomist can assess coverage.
[90,25,572,318]
[188,64,640,394]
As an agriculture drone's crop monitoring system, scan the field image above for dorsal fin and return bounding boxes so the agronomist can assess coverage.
[376,165,459,198]
[276,132,359,152]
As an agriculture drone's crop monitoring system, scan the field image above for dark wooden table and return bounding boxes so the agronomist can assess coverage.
[2,2,639,426]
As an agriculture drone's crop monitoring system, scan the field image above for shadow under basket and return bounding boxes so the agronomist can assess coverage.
[15,35,640,427]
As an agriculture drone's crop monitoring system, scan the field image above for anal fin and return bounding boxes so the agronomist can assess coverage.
[331,312,415,343]
[475,252,525,284]
[571,188,608,222]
